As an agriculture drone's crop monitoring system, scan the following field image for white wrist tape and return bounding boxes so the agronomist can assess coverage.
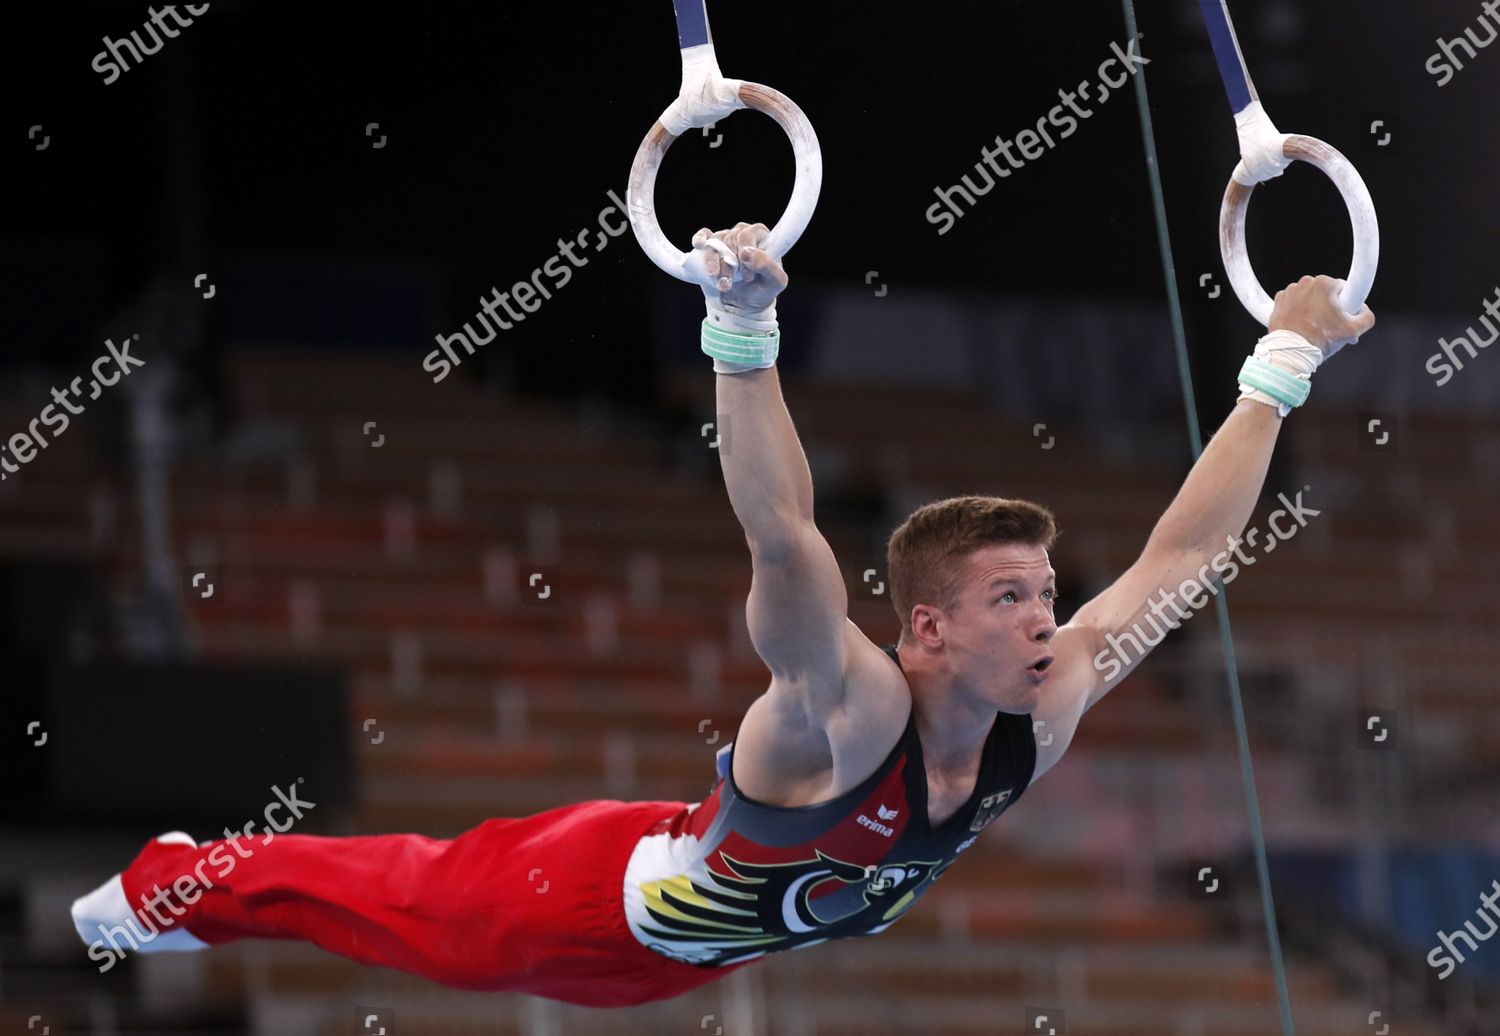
[1237,329,1321,416]
[705,294,777,336]
[1233,101,1292,187]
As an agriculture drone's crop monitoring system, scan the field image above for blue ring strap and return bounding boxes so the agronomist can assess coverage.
[1199,0,1257,115]
[673,0,712,49]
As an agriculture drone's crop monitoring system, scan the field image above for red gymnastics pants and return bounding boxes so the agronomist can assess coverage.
[116,799,752,1007]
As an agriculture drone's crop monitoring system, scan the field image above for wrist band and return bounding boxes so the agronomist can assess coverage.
[702,318,779,369]
[1237,328,1319,415]
[1237,355,1309,412]
[1253,328,1322,377]
[705,299,778,335]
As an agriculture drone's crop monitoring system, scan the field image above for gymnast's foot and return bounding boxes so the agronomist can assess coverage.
[71,831,210,955]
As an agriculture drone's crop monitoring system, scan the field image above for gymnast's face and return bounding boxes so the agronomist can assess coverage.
[938,543,1058,715]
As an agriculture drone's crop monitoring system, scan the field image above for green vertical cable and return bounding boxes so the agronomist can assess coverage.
[1117,2,1297,1034]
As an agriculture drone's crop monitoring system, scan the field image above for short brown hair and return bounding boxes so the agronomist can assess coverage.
[886,495,1058,641]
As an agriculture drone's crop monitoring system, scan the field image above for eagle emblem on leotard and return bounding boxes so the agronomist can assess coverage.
[636,849,953,966]
[968,788,1014,833]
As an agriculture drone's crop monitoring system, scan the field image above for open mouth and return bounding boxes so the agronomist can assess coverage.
[1027,656,1054,674]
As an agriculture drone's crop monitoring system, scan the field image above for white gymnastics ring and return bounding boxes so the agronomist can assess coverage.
[627,78,822,285]
[1220,134,1380,327]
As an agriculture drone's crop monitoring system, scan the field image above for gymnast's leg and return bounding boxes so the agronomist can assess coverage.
[70,799,686,998]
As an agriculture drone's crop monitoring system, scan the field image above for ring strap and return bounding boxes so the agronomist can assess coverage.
[1199,0,1258,115]
[673,0,712,48]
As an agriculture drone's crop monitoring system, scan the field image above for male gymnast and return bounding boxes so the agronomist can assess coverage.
[72,222,1375,1006]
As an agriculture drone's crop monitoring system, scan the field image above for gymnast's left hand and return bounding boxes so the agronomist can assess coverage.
[691,222,789,313]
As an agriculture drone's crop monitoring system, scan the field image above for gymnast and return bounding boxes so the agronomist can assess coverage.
[71,218,1372,1005]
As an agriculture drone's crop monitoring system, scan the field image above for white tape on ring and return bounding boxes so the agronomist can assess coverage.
[1232,101,1292,187]
[660,44,746,137]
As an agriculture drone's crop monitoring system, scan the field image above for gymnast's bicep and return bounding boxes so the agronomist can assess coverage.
[743,522,850,711]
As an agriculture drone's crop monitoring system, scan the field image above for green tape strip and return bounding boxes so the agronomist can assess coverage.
[701,319,779,365]
[1239,356,1310,407]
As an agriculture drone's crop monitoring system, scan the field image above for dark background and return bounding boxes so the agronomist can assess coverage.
[8,1,1491,407]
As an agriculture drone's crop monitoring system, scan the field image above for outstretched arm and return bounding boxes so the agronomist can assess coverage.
[1029,276,1375,772]
[694,223,849,704]
[1068,395,1281,705]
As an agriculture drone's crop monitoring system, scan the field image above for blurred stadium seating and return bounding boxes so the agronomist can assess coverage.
[2,343,1493,1034]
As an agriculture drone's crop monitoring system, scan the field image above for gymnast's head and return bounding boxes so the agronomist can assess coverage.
[887,496,1059,713]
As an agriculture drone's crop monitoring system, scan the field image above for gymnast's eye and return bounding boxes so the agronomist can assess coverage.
[1043,589,1057,602]
[996,592,1016,604]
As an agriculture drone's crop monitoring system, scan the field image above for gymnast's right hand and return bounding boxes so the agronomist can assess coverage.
[691,222,789,313]
[1267,274,1376,361]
